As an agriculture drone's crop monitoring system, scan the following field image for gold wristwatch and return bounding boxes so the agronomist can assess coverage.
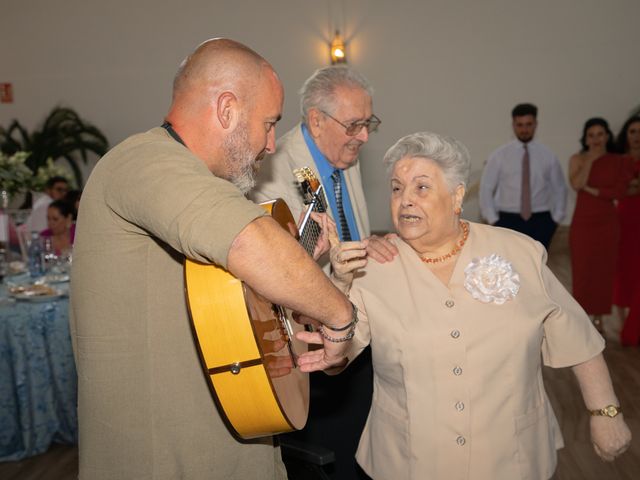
[588,405,622,418]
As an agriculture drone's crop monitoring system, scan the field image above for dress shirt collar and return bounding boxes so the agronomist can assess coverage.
[300,123,360,241]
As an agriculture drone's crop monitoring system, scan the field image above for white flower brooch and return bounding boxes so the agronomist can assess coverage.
[464,254,520,304]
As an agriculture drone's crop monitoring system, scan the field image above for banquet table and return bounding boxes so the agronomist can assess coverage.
[0,275,77,461]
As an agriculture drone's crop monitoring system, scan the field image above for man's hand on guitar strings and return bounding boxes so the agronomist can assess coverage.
[295,330,348,372]
[292,312,322,329]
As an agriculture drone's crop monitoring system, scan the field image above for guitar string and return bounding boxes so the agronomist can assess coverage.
[301,222,321,255]
[300,217,321,254]
[299,186,326,256]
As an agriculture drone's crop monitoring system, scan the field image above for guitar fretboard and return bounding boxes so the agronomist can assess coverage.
[299,184,326,256]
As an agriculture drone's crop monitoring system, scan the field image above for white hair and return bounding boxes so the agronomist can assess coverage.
[299,65,373,122]
[383,131,471,191]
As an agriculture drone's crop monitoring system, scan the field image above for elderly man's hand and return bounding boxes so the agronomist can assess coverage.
[590,415,632,461]
[329,229,368,292]
[308,212,337,261]
[366,233,399,263]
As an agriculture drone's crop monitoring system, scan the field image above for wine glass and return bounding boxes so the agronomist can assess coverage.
[42,237,59,274]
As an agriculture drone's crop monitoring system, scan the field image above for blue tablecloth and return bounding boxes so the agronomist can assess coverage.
[0,280,77,461]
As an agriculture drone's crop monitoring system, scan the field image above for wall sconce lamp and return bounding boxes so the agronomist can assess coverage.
[330,30,347,64]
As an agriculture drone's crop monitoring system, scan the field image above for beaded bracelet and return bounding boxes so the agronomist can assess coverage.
[323,302,359,332]
[319,324,356,343]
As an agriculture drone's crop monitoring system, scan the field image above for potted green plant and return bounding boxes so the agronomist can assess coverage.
[0,106,109,192]
[0,151,32,202]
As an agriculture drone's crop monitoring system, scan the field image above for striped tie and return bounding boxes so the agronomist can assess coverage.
[331,169,352,241]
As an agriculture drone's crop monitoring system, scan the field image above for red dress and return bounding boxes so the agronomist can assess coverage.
[569,154,633,315]
[622,294,640,346]
[616,157,640,344]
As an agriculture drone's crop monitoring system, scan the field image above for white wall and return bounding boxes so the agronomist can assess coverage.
[2,0,639,231]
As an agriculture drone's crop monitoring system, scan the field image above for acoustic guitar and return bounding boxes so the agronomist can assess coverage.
[184,168,326,439]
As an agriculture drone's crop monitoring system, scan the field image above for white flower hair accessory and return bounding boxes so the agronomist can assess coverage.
[464,254,520,304]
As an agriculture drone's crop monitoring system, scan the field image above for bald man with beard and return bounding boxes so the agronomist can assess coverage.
[70,38,355,480]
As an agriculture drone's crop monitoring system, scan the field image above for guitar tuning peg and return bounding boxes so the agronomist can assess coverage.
[292,169,304,182]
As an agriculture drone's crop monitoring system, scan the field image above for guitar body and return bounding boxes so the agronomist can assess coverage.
[184,199,309,439]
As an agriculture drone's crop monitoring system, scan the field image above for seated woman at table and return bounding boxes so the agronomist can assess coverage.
[297,131,631,480]
[64,189,82,221]
[40,199,75,255]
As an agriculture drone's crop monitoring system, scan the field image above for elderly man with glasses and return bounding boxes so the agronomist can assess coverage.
[252,65,379,252]
[252,65,380,480]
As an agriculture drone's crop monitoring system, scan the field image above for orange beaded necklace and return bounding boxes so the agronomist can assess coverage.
[420,221,469,264]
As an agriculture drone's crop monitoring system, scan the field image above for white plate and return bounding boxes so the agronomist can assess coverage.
[45,274,70,284]
[10,292,65,302]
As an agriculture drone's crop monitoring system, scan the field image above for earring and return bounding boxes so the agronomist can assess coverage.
[454,206,463,215]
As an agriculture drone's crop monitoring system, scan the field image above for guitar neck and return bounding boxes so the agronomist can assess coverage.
[298,184,327,256]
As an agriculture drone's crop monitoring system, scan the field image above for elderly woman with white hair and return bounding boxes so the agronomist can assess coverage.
[297,131,631,480]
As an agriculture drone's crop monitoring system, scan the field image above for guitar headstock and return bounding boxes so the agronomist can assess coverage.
[293,167,321,205]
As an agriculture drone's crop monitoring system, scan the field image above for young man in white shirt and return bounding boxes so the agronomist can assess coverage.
[479,103,567,249]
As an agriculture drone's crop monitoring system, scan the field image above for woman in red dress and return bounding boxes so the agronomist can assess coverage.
[569,118,633,333]
[614,115,640,345]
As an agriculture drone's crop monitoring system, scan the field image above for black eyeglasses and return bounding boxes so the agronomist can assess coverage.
[320,110,381,136]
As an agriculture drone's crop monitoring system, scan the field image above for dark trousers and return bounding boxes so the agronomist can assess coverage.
[495,211,557,250]
[281,346,373,480]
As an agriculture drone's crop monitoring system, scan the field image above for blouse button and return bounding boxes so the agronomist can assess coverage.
[451,329,461,339]
[453,366,463,376]
[456,436,466,446]
[445,299,455,308]
[455,401,465,412]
